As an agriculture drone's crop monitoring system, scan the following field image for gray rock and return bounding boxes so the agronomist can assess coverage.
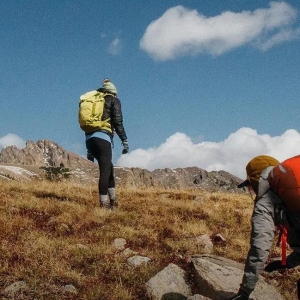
[1,281,27,298]
[145,263,192,300]
[121,248,138,256]
[195,234,214,254]
[127,255,151,267]
[113,238,127,251]
[61,284,77,294]
[191,255,284,300]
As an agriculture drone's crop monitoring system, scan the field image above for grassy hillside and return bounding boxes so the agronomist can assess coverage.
[0,179,297,299]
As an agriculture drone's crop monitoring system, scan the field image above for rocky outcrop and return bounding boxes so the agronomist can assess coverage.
[112,236,285,300]
[110,236,285,300]
[114,167,242,192]
[191,255,284,300]
[143,255,284,300]
[0,139,93,169]
[0,140,244,192]
[145,263,192,299]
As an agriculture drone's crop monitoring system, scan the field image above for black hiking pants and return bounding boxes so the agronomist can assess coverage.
[86,137,115,196]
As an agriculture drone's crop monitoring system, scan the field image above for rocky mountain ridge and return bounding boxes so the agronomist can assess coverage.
[0,139,92,169]
[0,139,244,192]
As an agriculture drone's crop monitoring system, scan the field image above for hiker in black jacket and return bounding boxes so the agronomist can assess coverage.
[85,79,129,210]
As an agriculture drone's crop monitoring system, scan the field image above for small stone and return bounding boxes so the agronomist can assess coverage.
[113,238,127,250]
[127,255,151,267]
[61,284,77,294]
[2,281,27,297]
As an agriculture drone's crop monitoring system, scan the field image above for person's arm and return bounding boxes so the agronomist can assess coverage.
[228,192,276,300]
[111,97,127,143]
[240,191,275,294]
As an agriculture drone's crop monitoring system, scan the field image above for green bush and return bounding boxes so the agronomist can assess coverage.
[40,166,71,181]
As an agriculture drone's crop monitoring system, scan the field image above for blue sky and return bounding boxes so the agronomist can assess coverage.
[1,0,300,178]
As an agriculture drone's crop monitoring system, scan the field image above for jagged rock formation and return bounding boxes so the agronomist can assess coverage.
[0,140,244,192]
[115,167,242,192]
[0,139,92,169]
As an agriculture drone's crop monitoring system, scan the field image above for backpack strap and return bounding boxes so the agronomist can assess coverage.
[102,92,116,98]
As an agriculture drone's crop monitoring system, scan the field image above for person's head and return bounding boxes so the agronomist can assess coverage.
[238,155,279,195]
[102,78,117,96]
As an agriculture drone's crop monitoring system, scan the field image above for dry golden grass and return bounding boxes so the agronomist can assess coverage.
[0,179,297,299]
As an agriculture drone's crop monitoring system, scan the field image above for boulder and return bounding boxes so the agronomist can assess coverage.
[191,255,284,300]
[145,263,192,300]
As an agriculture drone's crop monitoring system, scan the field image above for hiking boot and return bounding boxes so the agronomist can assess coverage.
[100,201,111,210]
[110,199,118,211]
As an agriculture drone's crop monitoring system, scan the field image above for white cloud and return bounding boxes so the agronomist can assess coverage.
[116,128,300,179]
[108,38,122,55]
[0,134,26,150]
[257,27,300,50]
[140,1,300,60]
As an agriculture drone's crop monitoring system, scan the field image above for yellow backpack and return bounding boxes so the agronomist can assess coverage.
[78,90,113,134]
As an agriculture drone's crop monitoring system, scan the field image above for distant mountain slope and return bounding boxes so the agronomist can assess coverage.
[115,166,243,193]
[0,139,92,169]
[0,140,244,192]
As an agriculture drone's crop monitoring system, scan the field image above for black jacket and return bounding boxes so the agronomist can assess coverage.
[97,88,127,143]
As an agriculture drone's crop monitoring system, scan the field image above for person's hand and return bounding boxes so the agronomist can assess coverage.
[87,150,94,162]
[122,141,129,154]
[226,290,250,300]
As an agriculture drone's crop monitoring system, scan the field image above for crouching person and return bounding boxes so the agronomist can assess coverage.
[227,155,300,300]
